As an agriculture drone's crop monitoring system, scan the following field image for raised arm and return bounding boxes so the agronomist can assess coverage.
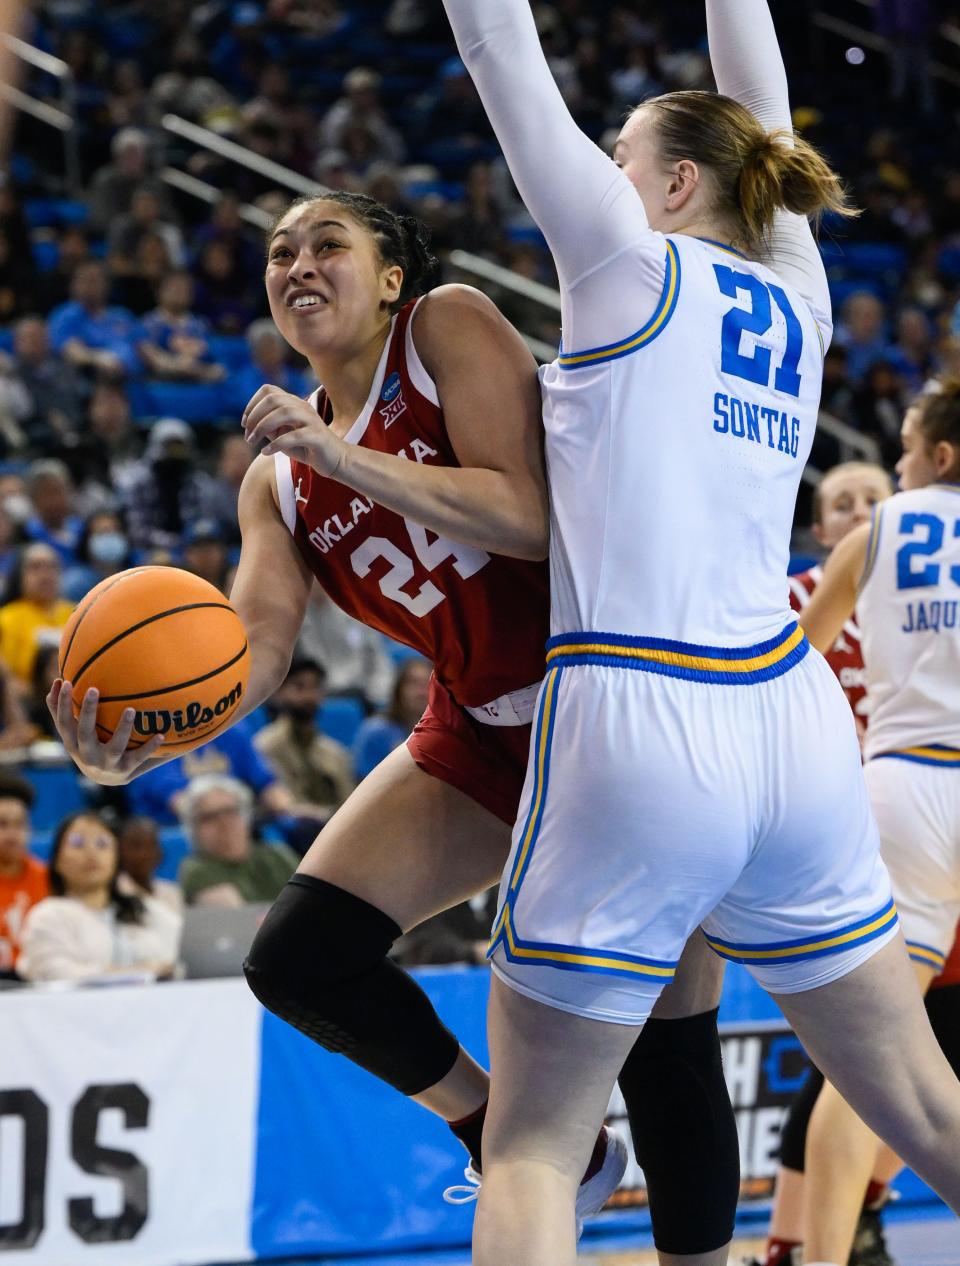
[440,0,652,288]
[706,0,831,323]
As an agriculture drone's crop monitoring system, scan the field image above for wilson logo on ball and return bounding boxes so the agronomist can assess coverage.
[133,681,244,737]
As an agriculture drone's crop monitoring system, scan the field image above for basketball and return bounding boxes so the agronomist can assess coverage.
[58,567,250,753]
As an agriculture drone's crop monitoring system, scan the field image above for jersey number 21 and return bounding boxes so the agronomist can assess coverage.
[714,264,803,398]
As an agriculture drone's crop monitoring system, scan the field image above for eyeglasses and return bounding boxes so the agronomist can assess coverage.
[192,804,244,826]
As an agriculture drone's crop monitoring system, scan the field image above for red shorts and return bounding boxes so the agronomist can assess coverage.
[407,674,532,825]
[932,922,960,990]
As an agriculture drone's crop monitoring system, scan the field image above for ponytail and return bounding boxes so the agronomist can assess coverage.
[643,91,857,256]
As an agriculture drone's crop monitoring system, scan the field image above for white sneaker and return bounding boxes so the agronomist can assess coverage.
[575,1127,628,1238]
[442,1126,628,1241]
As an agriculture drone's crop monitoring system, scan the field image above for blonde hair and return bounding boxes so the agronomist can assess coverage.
[640,91,856,256]
[812,461,893,525]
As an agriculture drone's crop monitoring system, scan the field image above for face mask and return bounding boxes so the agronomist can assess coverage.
[89,532,127,565]
[2,494,31,524]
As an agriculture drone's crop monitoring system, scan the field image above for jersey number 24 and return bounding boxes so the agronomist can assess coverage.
[714,264,803,399]
[896,512,960,590]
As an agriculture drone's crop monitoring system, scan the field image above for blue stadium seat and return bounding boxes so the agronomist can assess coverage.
[157,827,191,881]
[24,198,88,228]
[317,696,365,748]
[243,705,271,734]
[131,381,232,425]
[207,334,253,371]
[32,239,59,272]
[842,242,908,279]
[25,764,89,831]
[938,246,960,280]
[30,830,52,862]
[0,329,14,354]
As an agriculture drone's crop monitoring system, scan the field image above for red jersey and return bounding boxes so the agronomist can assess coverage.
[277,298,550,710]
[789,566,867,721]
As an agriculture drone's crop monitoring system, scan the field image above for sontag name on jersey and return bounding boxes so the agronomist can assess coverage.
[713,391,801,459]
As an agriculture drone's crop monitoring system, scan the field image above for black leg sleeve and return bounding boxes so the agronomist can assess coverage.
[618,1008,740,1255]
[244,874,461,1096]
[777,1064,825,1173]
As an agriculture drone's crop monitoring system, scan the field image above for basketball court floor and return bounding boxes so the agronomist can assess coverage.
[219,1205,957,1266]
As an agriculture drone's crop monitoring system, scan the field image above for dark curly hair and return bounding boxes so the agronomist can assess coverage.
[266,191,440,312]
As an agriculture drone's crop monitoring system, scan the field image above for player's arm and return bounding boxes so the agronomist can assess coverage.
[798,522,870,653]
[706,0,832,327]
[243,287,549,561]
[47,457,311,784]
[439,0,654,289]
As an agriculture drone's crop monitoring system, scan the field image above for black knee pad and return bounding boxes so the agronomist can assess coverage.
[618,1008,739,1255]
[244,874,460,1095]
[926,983,960,1079]
[777,1064,824,1172]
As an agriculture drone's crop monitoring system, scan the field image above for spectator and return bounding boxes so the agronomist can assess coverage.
[890,307,934,394]
[37,226,95,311]
[450,161,508,258]
[851,360,910,465]
[105,57,150,130]
[0,656,35,749]
[321,67,405,164]
[208,435,254,544]
[12,317,87,453]
[0,771,47,975]
[177,775,298,907]
[181,518,231,593]
[18,811,181,982]
[296,586,396,708]
[76,383,144,512]
[0,502,21,583]
[116,817,184,915]
[834,290,894,385]
[113,230,175,316]
[0,225,36,320]
[126,720,294,825]
[25,644,59,741]
[86,127,174,234]
[124,417,218,552]
[63,509,133,603]
[23,460,84,565]
[353,657,432,779]
[109,186,185,278]
[193,239,262,334]
[0,347,31,456]
[0,543,73,685]
[255,657,355,819]
[47,261,142,379]
[192,192,261,278]
[230,318,312,412]
[139,271,226,383]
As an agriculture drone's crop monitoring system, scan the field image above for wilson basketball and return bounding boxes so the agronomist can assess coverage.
[58,567,250,752]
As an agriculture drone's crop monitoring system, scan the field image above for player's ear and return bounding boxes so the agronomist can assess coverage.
[379,264,403,310]
[933,439,959,479]
[665,159,699,211]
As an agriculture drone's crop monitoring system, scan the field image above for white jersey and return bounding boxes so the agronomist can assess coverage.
[444,0,832,650]
[859,484,960,761]
[542,235,825,643]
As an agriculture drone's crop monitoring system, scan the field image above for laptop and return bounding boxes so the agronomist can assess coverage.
[179,904,270,979]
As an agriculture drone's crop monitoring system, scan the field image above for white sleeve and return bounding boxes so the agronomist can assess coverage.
[706,0,832,331]
[440,0,663,299]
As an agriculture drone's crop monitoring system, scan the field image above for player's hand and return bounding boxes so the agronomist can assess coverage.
[47,680,164,785]
[242,384,345,477]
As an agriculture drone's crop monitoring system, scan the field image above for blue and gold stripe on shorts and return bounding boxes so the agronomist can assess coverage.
[872,744,960,768]
[546,622,808,686]
[489,902,677,982]
[908,940,947,972]
[557,240,680,369]
[486,668,677,983]
[703,899,898,966]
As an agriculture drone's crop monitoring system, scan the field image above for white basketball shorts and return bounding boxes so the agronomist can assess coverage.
[488,625,898,1025]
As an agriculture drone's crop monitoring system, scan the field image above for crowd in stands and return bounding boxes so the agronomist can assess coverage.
[2,0,960,978]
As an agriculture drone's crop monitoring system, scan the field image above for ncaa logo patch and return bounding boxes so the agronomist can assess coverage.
[379,370,407,428]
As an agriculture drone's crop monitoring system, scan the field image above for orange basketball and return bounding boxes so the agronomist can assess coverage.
[59,567,250,753]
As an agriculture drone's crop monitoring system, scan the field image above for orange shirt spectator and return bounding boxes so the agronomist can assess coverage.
[0,770,49,972]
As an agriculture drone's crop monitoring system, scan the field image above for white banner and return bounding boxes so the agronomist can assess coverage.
[0,980,259,1266]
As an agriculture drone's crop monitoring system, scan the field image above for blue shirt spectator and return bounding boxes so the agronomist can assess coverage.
[352,714,408,780]
[834,291,895,386]
[126,723,279,824]
[139,272,226,383]
[352,658,432,779]
[24,460,84,567]
[48,262,142,378]
[229,318,313,413]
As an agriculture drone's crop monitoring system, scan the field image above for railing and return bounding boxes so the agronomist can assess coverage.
[0,33,79,189]
[812,2,960,90]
